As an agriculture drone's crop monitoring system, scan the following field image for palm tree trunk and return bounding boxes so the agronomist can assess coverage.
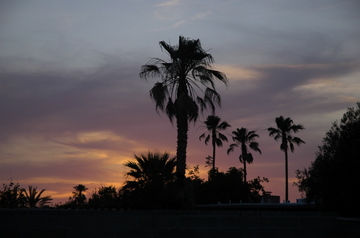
[241,145,247,183]
[243,159,247,183]
[212,133,216,172]
[176,110,188,188]
[284,149,289,203]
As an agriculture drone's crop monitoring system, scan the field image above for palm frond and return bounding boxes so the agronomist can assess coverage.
[204,134,211,145]
[244,153,254,164]
[249,141,262,154]
[140,64,161,79]
[227,143,238,154]
[204,87,221,107]
[199,132,206,141]
[165,98,176,122]
[150,82,168,111]
[209,69,228,85]
[293,136,305,145]
[215,138,223,147]
[290,124,305,133]
[218,132,228,142]
[196,96,207,112]
[218,121,231,130]
[267,127,280,138]
[159,40,176,58]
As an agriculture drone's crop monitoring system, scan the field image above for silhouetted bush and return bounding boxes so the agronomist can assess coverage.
[0,180,25,208]
[295,102,360,216]
[0,179,52,208]
[191,167,268,204]
[88,185,121,209]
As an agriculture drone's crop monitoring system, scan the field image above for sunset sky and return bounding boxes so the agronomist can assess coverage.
[1,0,359,204]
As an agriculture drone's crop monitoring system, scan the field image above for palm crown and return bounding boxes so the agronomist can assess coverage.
[22,185,52,208]
[268,116,305,152]
[123,151,176,190]
[140,36,228,121]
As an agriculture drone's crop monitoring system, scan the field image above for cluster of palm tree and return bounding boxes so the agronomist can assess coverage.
[140,36,305,203]
[199,115,305,202]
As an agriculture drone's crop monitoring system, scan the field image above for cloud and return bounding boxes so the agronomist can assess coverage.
[156,0,180,7]
[215,64,262,81]
[153,0,212,30]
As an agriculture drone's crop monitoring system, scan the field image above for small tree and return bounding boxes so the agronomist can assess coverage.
[0,179,25,208]
[88,185,120,209]
[196,167,268,204]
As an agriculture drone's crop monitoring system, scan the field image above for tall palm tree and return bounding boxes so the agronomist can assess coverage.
[22,185,52,208]
[199,115,230,172]
[267,116,305,203]
[227,128,261,183]
[140,36,227,188]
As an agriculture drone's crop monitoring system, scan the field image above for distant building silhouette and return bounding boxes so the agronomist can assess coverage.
[261,191,280,203]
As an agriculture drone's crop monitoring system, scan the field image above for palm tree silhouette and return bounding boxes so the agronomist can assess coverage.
[73,184,88,206]
[267,116,305,203]
[140,36,227,190]
[199,115,230,173]
[22,185,52,208]
[227,128,261,183]
[123,151,176,190]
[122,152,176,208]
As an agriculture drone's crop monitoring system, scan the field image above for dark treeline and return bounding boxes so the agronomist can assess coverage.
[56,151,268,209]
[0,154,268,210]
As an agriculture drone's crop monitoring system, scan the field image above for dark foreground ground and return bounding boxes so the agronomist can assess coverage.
[0,204,359,238]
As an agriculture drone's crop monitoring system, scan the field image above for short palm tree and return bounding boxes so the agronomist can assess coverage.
[22,185,52,208]
[267,116,305,203]
[227,128,261,183]
[122,151,176,208]
[72,184,88,205]
[199,115,230,172]
[140,36,228,189]
[123,151,176,191]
